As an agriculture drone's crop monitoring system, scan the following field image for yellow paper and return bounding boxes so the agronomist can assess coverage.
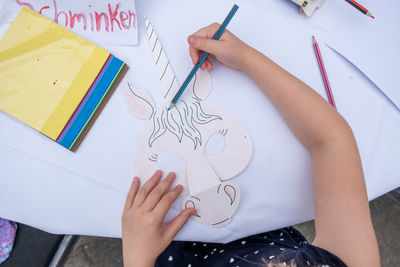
[0,7,109,139]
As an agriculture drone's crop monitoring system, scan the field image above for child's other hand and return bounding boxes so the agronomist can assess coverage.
[121,170,195,267]
[188,23,250,71]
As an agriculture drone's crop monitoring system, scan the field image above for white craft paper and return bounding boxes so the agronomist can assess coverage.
[0,0,399,242]
[0,0,138,45]
[325,0,400,110]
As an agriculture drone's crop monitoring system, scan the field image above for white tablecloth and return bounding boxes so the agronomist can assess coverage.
[1,0,399,243]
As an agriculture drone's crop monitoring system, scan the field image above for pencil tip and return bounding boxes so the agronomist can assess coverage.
[312,36,317,44]
[167,107,170,111]
[366,11,374,19]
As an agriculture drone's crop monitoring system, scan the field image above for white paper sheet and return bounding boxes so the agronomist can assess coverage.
[325,0,400,110]
[0,0,399,242]
[0,0,138,45]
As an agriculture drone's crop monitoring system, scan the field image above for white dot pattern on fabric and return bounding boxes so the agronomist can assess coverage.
[168,256,173,261]
[263,236,267,238]
[220,249,224,253]
[254,250,259,254]
[193,243,196,246]
[269,255,275,260]
[203,243,207,247]
[194,254,198,257]
[294,246,298,249]
[280,238,285,241]
[230,257,234,263]
[188,264,191,267]
[204,255,208,259]
[280,232,283,236]
[269,242,274,245]
[241,241,246,245]
[280,248,286,251]
[307,260,311,265]
[213,248,217,251]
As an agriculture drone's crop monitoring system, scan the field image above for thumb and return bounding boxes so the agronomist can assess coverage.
[188,36,220,55]
[165,208,196,240]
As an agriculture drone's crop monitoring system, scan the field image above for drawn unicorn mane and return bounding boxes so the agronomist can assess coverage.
[149,98,221,149]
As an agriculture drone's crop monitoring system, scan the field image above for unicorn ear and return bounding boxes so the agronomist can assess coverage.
[124,82,155,120]
[188,68,212,100]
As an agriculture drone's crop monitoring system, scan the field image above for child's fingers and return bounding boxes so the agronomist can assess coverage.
[153,184,183,219]
[206,59,213,71]
[133,170,162,207]
[192,23,220,39]
[188,36,220,57]
[165,208,196,241]
[123,177,140,212]
[188,23,220,65]
[188,38,200,64]
[142,172,176,211]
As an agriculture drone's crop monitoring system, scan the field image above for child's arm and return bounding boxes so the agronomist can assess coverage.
[188,23,380,267]
[121,171,195,267]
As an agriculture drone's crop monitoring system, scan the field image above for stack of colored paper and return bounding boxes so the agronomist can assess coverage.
[0,7,127,151]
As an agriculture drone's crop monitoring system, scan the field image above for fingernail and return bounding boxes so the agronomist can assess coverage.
[176,184,183,191]
[188,36,196,44]
[167,172,176,179]
[189,208,197,214]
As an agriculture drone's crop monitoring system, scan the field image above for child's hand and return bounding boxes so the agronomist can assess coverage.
[121,170,195,267]
[188,23,251,71]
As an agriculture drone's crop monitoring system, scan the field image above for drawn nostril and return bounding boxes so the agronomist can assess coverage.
[157,152,184,172]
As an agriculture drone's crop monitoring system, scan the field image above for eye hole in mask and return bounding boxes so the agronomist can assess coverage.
[204,131,226,156]
[157,152,184,173]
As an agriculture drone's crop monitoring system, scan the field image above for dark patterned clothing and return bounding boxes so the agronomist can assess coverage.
[156,227,346,267]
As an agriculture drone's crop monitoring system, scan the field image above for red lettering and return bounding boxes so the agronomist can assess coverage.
[15,0,34,10]
[69,11,87,30]
[108,3,122,32]
[119,11,130,30]
[16,0,134,33]
[95,12,109,32]
[89,13,94,31]
[39,6,50,15]
[128,10,136,29]
[53,0,68,27]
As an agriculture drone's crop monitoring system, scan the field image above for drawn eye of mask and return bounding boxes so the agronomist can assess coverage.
[204,131,226,156]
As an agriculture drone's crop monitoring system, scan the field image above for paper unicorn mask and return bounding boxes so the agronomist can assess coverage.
[124,18,252,227]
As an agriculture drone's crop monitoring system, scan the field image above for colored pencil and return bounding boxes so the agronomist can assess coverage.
[344,0,374,19]
[168,4,239,110]
[312,36,337,110]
